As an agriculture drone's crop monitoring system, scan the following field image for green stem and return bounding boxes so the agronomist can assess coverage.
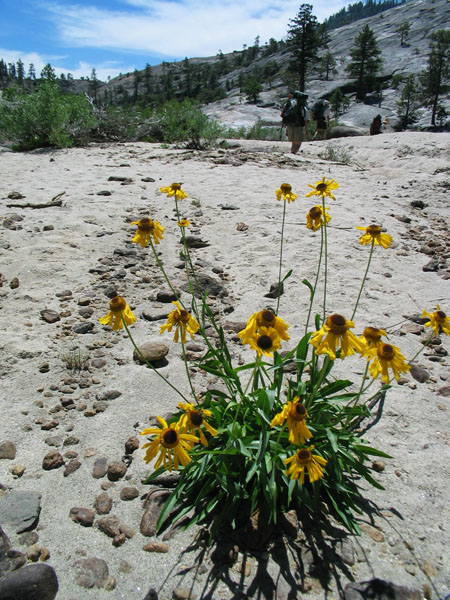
[321,197,328,321]
[122,317,189,402]
[408,334,433,364]
[244,355,262,395]
[351,240,375,321]
[305,224,324,335]
[174,197,201,318]
[181,341,198,403]
[149,239,185,309]
[276,199,287,315]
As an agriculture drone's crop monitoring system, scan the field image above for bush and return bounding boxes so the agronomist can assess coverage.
[156,99,225,149]
[0,81,97,150]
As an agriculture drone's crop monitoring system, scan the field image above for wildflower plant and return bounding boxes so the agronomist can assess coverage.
[98,177,443,543]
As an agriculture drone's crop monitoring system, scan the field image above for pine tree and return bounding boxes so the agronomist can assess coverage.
[319,51,337,81]
[40,63,56,80]
[27,63,36,80]
[16,59,25,84]
[144,63,153,95]
[89,68,100,102]
[345,25,382,101]
[396,74,420,129]
[419,29,450,126]
[287,4,322,92]
[396,21,411,47]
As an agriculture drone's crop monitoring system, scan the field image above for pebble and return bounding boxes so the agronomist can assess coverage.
[73,557,109,589]
[0,490,42,534]
[140,489,172,537]
[173,586,197,600]
[125,436,140,454]
[70,507,95,527]
[94,492,113,515]
[64,459,81,477]
[10,464,26,478]
[107,461,127,481]
[0,563,59,600]
[97,515,121,538]
[0,441,16,460]
[40,309,61,324]
[143,541,170,553]
[42,451,64,470]
[409,364,430,383]
[98,389,122,401]
[92,457,108,478]
[9,277,19,289]
[360,524,385,542]
[120,487,139,501]
[72,322,95,334]
[132,341,169,365]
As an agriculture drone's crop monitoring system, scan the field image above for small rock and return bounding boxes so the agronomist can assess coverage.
[133,341,169,366]
[63,435,80,446]
[105,576,117,590]
[182,235,210,248]
[360,524,384,542]
[64,459,81,477]
[372,461,385,472]
[140,490,171,537]
[156,289,181,303]
[410,364,430,383]
[265,282,284,299]
[97,190,112,196]
[42,451,64,471]
[10,465,26,478]
[119,522,135,539]
[9,277,19,289]
[0,491,42,534]
[0,441,16,460]
[141,177,156,182]
[26,544,42,562]
[120,487,139,501]
[97,515,121,538]
[39,363,50,373]
[423,259,441,272]
[44,436,63,448]
[98,390,122,401]
[92,457,108,479]
[437,385,450,397]
[72,322,94,334]
[17,531,39,547]
[107,461,127,481]
[0,563,59,600]
[173,586,197,600]
[94,492,113,515]
[40,310,60,324]
[7,191,25,199]
[125,436,140,454]
[73,557,109,589]
[112,533,127,547]
[143,541,170,553]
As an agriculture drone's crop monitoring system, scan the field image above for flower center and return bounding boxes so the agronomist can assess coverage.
[280,184,291,194]
[327,314,348,335]
[367,225,381,236]
[171,183,181,191]
[436,310,446,321]
[138,218,154,232]
[190,411,203,426]
[363,327,382,342]
[290,402,307,421]
[316,183,327,193]
[309,206,322,219]
[110,296,126,313]
[260,310,275,326]
[257,335,273,350]
[296,449,312,465]
[175,309,190,325]
[162,428,178,448]
[379,344,394,360]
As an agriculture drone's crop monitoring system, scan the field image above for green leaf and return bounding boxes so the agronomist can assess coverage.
[353,445,392,459]
[326,428,339,452]
[302,278,315,300]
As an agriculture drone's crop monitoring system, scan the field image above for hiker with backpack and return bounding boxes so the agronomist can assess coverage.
[280,91,310,154]
[311,99,331,140]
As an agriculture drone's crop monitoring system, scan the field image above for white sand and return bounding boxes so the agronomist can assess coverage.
[0,132,449,599]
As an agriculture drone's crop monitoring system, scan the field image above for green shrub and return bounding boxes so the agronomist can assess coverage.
[156,99,225,149]
[0,81,97,150]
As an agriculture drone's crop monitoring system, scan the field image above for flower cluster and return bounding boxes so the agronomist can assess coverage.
[238,309,290,357]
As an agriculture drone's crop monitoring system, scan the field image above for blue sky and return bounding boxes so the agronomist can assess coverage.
[1,0,349,81]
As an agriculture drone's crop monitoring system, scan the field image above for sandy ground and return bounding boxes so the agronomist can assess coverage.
[0,132,449,600]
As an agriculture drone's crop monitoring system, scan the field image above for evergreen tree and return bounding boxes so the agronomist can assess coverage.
[27,63,36,80]
[89,68,100,102]
[0,59,8,83]
[8,63,17,79]
[16,59,25,84]
[345,25,382,101]
[243,76,262,103]
[133,68,141,102]
[319,52,337,81]
[287,4,322,92]
[396,21,411,47]
[419,29,450,126]
[144,63,153,95]
[329,88,350,118]
[396,74,420,129]
[40,63,56,80]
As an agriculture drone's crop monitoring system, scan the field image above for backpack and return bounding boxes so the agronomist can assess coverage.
[311,100,325,121]
[282,98,305,126]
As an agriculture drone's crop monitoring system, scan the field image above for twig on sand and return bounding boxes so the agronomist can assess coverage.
[6,191,65,209]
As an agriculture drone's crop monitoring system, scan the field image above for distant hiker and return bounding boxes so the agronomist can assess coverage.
[280,91,309,154]
[311,99,331,140]
[370,114,382,135]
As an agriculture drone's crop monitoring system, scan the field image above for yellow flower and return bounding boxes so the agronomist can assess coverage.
[310,314,367,360]
[177,402,218,447]
[238,310,290,345]
[131,217,164,247]
[160,301,200,343]
[276,183,298,203]
[99,296,136,331]
[422,304,450,337]
[366,342,410,383]
[357,225,392,248]
[160,183,187,200]
[247,326,283,357]
[306,177,339,200]
[140,416,199,471]
[360,326,388,348]
[284,446,327,484]
[271,397,312,445]
[177,219,190,228]
[306,205,331,231]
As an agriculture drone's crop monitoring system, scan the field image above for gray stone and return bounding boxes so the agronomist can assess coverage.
[133,341,169,365]
[40,310,60,324]
[120,487,139,501]
[125,436,140,454]
[0,441,16,460]
[327,125,364,139]
[92,457,108,479]
[78,307,94,318]
[42,451,64,471]
[182,235,210,248]
[73,557,109,589]
[69,507,95,527]
[265,282,284,299]
[9,277,19,289]
[156,289,181,303]
[107,461,127,481]
[344,579,422,600]
[94,492,113,515]
[72,322,94,334]
[0,490,42,533]
[0,563,58,600]
[97,515,121,538]
[98,389,122,401]
[140,490,172,537]
[181,273,227,299]
[142,308,171,322]
[409,364,430,383]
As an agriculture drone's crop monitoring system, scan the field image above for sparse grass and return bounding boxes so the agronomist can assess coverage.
[319,145,352,165]
[60,346,89,371]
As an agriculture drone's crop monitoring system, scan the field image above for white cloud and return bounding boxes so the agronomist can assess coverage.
[44,0,347,58]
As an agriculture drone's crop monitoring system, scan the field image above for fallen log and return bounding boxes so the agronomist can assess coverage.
[6,191,65,209]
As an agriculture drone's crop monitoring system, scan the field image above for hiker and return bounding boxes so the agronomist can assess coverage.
[280,91,309,154]
[312,99,331,140]
[370,114,382,135]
